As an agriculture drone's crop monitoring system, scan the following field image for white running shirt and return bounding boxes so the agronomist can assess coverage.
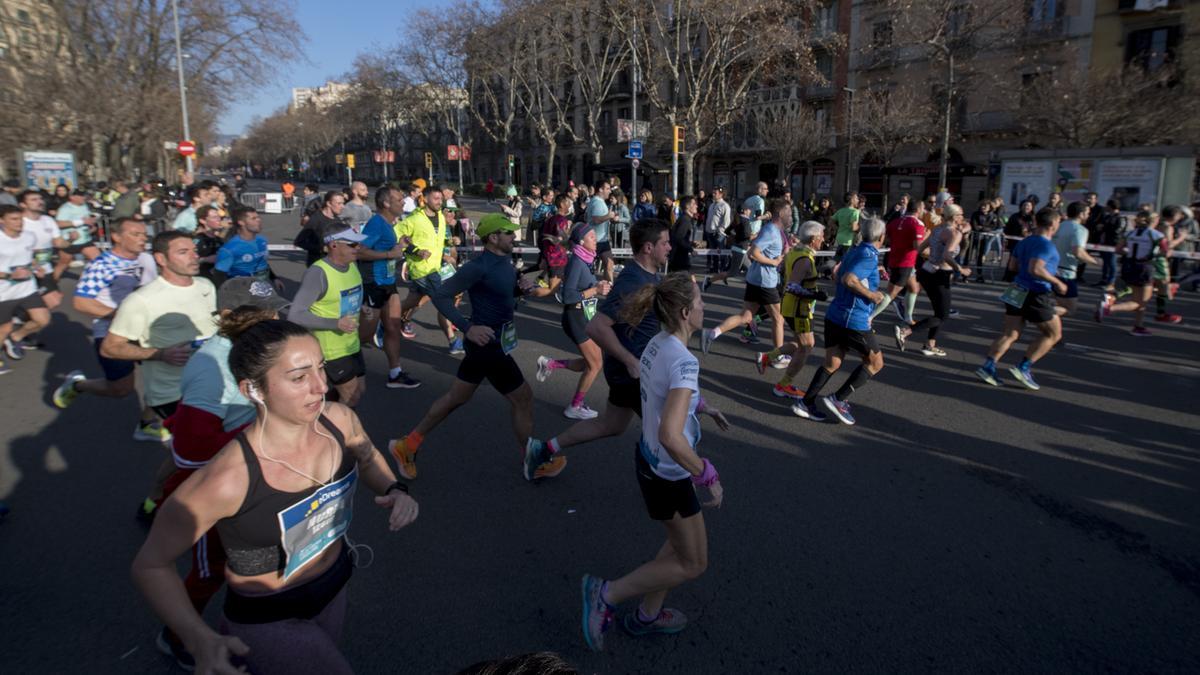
[639,332,702,481]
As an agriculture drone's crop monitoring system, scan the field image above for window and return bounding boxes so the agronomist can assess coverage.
[872,20,893,48]
[816,52,833,81]
[947,5,971,37]
[618,107,630,119]
[1029,0,1063,23]
[599,110,611,135]
[816,1,838,36]
[1125,25,1181,72]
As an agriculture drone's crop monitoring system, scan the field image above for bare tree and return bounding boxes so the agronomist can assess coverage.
[558,0,633,166]
[620,0,824,196]
[851,87,936,207]
[461,2,532,184]
[1014,64,1191,148]
[509,18,576,187]
[883,0,1025,189]
[755,103,833,176]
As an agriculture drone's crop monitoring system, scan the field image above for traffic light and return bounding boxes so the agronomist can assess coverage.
[673,126,685,154]
[507,154,515,167]
[424,151,433,168]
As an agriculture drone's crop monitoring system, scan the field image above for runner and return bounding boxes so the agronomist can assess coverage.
[895,203,971,357]
[534,223,612,420]
[213,206,282,288]
[354,186,421,389]
[533,193,573,295]
[1050,201,1100,317]
[581,272,729,652]
[153,278,291,670]
[52,188,101,279]
[53,218,159,442]
[975,208,1067,389]
[525,220,672,472]
[792,217,887,425]
[771,221,828,399]
[700,198,789,366]
[388,214,566,481]
[395,184,461,354]
[831,192,861,261]
[1152,205,1185,324]
[0,205,51,364]
[341,181,373,230]
[19,189,66,320]
[131,319,419,675]
[287,222,368,407]
[870,198,925,325]
[1096,210,1172,335]
[587,180,619,282]
[102,229,219,519]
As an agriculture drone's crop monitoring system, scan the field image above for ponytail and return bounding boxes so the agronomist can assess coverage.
[619,272,696,334]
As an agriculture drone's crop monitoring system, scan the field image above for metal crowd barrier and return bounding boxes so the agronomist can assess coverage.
[239,192,296,214]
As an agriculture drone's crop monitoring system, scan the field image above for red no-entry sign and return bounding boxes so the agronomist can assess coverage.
[178,140,196,157]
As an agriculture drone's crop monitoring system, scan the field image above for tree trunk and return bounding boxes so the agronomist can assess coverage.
[938,54,954,192]
[683,153,695,198]
[545,140,557,189]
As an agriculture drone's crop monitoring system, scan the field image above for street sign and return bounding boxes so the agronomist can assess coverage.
[628,141,643,159]
[631,159,640,169]
[616,119,650,142]
[461,146,472,161]
[163,141,178,150]
[447,145,460,161]
[346,154,356,169]
[177,140,196,157]
[335,154,344,164]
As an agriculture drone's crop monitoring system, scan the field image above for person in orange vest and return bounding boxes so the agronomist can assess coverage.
[281,181,295,198]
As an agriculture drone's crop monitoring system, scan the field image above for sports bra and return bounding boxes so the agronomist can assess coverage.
[216,415,356,576]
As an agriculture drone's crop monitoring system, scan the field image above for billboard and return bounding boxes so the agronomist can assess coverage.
[20,150,77,191]
[1093,159,1161,212]
[1055,159,1094,205]
[999,161,1054,211]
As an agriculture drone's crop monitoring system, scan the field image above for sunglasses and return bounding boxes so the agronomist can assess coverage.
[335,240,360,248]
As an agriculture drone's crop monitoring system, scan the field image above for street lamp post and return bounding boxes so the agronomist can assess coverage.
[842,86,855,197]
[169,0,193,175]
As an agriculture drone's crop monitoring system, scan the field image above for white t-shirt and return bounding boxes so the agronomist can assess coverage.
[108,276,218,406]
[23,215,61,273]
[0,229,38,302]
[638,332,702,481]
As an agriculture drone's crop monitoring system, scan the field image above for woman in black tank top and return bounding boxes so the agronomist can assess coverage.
[132,320,418,674]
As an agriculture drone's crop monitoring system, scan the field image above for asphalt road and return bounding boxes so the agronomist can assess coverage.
[2,187,1199,673]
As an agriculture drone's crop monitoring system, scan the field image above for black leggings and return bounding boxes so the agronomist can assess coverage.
[913,267,952,342]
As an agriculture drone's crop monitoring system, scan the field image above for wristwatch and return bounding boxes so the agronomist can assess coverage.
[385,481,409,495]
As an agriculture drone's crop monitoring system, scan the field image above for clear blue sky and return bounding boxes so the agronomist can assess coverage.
[219,0,448,135]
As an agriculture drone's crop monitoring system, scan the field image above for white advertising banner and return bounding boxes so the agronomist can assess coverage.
[999,161,1054,212]
[1093,159,1161,212]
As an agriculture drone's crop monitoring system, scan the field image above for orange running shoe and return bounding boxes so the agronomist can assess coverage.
[389,438,418,479]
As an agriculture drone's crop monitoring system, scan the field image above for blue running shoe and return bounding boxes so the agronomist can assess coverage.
[975,366,999,387]
[581,574,614,651]
[522,438,549,482]
[791,399,827,422]
[373,321,385,349]
[449,335,465,356]
[822,395,856,425]
[1009,366,1040,391]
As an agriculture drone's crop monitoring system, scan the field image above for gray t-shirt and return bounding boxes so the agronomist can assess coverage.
[341,202,373,230]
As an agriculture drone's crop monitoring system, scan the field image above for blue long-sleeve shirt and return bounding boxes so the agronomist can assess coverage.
[432,250,518,335]
[215,235,270,278]
[561,254,596,305]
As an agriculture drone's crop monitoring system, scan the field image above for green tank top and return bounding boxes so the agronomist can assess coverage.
[781,247,818,318]
[311,259,363,360]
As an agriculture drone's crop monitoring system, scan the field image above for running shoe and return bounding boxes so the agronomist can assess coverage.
[920,346,947,357]
[448,335,465,356]
[701,275,713,293]
[522,438,550,482]
[16,337,42,350]
[1154,313,1182,324]
[0,360,10,376]
[948,308,960,317]
[1008,366,1040,391]
[772,354,791,369]
[1130,326,1153,337]
[1094,294,1113,323]
[772,383,805,399]
[737,329,760,345]
[156,627,196,672]
[893,325,907,352]
[821,395,856,425]
[3,337,25,360]
[755,352,769,375]
[1168,282,1179,300]
[564,404,598,420]
[373,322,385,349]
[536,355,554,383]
[791,399,827,422]
[1115,286,1132,299]
[401,322,417,339]
[621,608,689,637]
[133,420,171,443]
[389,437,418,479]
[53,369,86,408]
[974,366,999,387]
[700,328,717,355]
[581,574,615,652]
[386,371,422,389]
[534,455,567,479]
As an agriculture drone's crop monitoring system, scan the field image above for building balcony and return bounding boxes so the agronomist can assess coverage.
[1118,0,1183,13]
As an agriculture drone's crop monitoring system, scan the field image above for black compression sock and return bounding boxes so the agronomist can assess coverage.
[834,364,874,402]
[802,367,835,407]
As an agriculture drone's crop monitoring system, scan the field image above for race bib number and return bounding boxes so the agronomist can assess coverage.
[277,467,357,581]
[439,263,456,281]
[582,297,598,322]
[386,259,397,279]
[500,321,518,354]
[999,284,1028,309]
[34,249,54,265]
[339,286,363,317]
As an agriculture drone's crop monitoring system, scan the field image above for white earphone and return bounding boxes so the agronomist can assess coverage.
[247,382,264,404]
